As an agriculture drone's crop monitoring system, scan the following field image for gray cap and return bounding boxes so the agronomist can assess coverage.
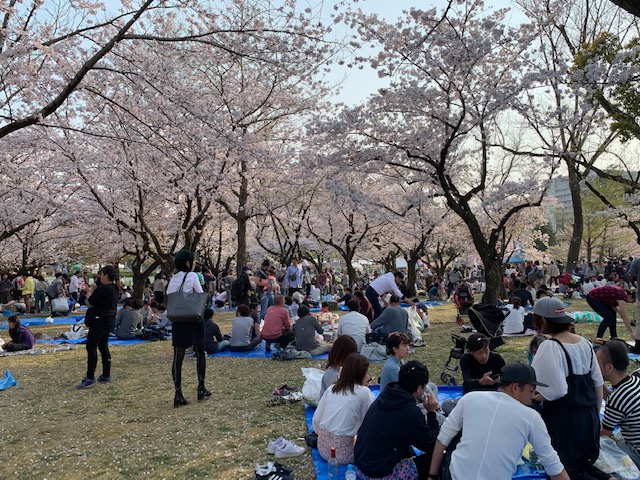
[500,362,548,387]
[533,297,573,324]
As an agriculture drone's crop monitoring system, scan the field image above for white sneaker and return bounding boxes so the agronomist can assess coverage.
[267,436,286,454]
[274,439,305,459]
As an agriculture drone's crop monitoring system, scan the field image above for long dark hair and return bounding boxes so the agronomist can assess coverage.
[7,315,20,329]
[326,335,357,369]
[332,353,369,395]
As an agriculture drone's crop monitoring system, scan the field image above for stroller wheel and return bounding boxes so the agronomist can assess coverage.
[440,373,457,386]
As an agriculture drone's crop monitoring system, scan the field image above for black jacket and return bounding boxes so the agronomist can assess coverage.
[354,383,439,478]
[85,284,119,331]
[203,319,224,354]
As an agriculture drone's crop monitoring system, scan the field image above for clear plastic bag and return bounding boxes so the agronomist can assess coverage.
[594,436,640,480]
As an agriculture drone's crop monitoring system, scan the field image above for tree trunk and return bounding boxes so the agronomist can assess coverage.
[565,164,584,272]
[236,211,248,276]
[482,257,503,304]
[346,263,357,289]
[406,256,417,298]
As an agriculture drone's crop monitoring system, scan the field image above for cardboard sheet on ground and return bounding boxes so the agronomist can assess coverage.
[0,315,85,329]
[208,342,329,360]
[304,384,545,480]
[37,337,147,346]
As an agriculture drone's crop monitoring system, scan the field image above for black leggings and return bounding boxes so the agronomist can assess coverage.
[172,344,206,392]
[86,328,111,379]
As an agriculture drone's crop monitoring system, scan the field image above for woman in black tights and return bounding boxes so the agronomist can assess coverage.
[166,249,210,407]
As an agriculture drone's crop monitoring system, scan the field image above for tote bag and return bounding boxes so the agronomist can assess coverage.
[166,273,208,324]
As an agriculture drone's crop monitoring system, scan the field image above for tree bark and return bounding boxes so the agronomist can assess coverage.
[565,164,584,272]
[406,257,417,298]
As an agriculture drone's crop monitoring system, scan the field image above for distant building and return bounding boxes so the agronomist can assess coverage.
[546,176,572,232]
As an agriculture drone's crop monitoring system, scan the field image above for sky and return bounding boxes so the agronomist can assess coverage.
[326,0,526,105]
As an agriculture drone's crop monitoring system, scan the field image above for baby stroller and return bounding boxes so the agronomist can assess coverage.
[440,334,467,385]
[468,303,508,350]
[454,284,474,326]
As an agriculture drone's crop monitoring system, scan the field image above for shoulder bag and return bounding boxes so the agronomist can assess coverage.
[166,273,209,324]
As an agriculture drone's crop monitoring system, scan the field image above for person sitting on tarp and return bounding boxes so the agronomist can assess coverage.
[293,305,332,356]
[5,315,35,352]
[354,360,440,479]
[113,298,144,340]
[370,295,409,335]
[228,304,261,353]
[597,340,640,468]
[460,333,505,395]
[429,363,569,480]
[203,308,229,354]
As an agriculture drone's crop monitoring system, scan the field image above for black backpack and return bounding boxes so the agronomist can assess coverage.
[230,275,247,300]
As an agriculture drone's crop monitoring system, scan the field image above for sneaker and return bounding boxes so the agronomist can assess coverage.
[255,462,294,480]
[267,437,286,454]
[274,439,305,459]
[97,375,112,383]
[76,377,97,389]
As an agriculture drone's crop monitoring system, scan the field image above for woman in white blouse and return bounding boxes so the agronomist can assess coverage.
[531,297,612,480]
[312,353,373,464]
[167,249,209,408]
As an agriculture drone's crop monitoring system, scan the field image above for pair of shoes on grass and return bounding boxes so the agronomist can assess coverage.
[255,460,294,480]
[266,436,305,459]
[76,375,111,389]
[266,391,303,407]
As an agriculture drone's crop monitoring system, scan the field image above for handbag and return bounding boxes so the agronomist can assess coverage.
[52,296,70,313]
[166,273,209,324]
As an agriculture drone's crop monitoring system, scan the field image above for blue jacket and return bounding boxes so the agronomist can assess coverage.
[354,383,439,477]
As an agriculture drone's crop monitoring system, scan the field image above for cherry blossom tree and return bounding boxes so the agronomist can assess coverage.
[511,0,636,270]
[313,0,552,302]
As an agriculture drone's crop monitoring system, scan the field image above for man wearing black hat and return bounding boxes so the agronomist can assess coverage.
[428,362,569,480]
[460,333,505,394]
[369,295,409,335]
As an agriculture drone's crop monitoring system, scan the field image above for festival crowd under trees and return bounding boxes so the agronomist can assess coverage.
[1,0,640,303]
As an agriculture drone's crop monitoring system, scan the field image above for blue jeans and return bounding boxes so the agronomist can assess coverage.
[260,293,274,321]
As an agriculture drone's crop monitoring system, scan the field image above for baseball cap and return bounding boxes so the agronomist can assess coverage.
[466,333,489,352]
[389,294,401,303]
[533,297,573,324]
[242,266,252,273]
[500,362,548,387]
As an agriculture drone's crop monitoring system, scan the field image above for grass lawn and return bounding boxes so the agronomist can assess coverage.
[0,298,618,479]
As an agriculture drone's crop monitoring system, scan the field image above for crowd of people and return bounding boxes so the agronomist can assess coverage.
[4,253,640,480]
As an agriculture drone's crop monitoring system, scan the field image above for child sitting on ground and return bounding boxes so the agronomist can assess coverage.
[320,301,330,314]
[379,333,411,391]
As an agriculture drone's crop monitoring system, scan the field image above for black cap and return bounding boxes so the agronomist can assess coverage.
[101,265,119,281]
[466,333,489,352]
[500,362,548,387]
[389,294,400,303]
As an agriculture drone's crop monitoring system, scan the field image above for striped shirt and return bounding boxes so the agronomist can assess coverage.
[603,374,640,452]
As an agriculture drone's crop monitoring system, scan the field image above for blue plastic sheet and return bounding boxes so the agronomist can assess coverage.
[0,315,85,329]
[208,342,329,360]
[0,370,19,390]
[305,385,544,480]
[37,337,147,346]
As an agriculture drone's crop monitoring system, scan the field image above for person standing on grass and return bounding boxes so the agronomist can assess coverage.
[167,249,210,408]
[366,271,415,319]
[586,284,635,340]
[76,265,119,389]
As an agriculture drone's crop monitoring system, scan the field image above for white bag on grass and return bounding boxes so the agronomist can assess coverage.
[301,367,325,406]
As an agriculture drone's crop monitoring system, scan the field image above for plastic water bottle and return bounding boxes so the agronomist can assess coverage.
[327,447,339,479]
[345,464,356,480]
[529,448,542,470]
